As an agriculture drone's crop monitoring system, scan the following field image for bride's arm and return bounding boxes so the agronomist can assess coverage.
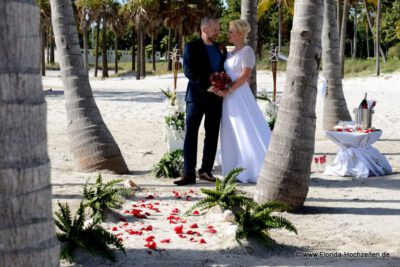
[218,67,252,96]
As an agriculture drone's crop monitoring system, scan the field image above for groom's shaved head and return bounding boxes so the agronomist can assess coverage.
[200,17,218,30]
[200,17,219,43]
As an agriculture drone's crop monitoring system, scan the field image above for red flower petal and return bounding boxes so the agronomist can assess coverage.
[171,208,180,214]
[145,236,155,242]
[145,241,157,250]
[189,189,194,194]
[199,238,206,244]
[146,225,153,231]
[146,195,154,199]
[180,219,187,223]
[178,234,186,238]
[206,229,217,234]
[174,225,184,234]
[189,223,198,229]
[186,196,191,201]
[111,226,118,231]
[160,238,171,243]
[119,218,127,222]
[192,210,200,215]
[206,225,214,229]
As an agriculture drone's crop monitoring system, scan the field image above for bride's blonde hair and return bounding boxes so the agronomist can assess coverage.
[229,19,251,43]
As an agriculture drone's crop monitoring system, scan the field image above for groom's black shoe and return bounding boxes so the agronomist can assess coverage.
[174,174,196,186]
[199,171,216,182]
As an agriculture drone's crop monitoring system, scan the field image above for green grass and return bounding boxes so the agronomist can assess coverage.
[343,57,400,77]
[256,56,400,77]
[46,55,400,78]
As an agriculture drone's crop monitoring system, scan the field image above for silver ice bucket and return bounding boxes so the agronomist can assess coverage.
[353,108,373,129]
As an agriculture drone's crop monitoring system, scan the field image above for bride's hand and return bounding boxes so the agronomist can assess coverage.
[207,86,217,94]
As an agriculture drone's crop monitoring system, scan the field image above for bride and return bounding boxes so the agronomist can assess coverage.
[211,19,271,183]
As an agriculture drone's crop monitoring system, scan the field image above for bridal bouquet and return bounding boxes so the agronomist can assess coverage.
[209,72,232,92]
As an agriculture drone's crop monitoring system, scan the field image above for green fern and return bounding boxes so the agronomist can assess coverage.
[83,174,132,221]
[185,168,251,215]
[152,149,183,178]
[235,200,297,244]
[55,202,125,263]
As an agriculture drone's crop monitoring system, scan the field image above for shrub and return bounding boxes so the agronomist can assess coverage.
[388,43,400,58]
[55,201,125,263]
[152,149,184,178]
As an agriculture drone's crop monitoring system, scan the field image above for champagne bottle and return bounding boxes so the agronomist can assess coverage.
[359,92,368,109]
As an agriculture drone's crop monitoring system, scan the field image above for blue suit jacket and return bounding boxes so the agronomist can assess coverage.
[183,39,227,104]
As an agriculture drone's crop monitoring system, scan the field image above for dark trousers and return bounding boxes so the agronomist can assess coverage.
[183,100,222,177]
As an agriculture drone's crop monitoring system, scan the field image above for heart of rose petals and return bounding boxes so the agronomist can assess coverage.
[199,238,206,244]
[160,239,171,244]
[189,223,198,228]
[145,241,157,250]
[192,210,200,215]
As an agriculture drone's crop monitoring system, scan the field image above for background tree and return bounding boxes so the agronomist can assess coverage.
[37,0,52,76]
[0,0,59,265]
[375,0,381,75]
[50,0,129,174]
[339,0,350,76]
[255,0,324,210]
[241,0,258,96]
[322,0,352,131]
[257,0,294,55]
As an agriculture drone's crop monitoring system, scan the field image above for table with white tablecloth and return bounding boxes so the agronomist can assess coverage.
[323,131,392,178]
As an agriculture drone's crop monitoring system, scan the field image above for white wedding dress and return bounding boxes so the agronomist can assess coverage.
[221,46,271,183]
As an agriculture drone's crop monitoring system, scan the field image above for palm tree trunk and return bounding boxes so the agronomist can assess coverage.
[376,0,381,76]
[352,4,357,58]
[167,28,173,71]
[322,0,352,131]
[140,24,145,78]
[363,0,386,62]
[131,28,136,71]
[0,1,59,265]
[366,23,370,58]
[152,32,156,72]
[241,0,258,97]
[337,0,342,37]
[83,23,89,70]
[102,16,108,78]
[50,0,129,174]
[41,27,46,76]
[94,20,100,77]
[50,31,55,63]
[136,17,141,80]
[339,0,349,76]
[47,27,50,63]
[114,33,118,74]
[278,0,282,55]
[255,0,324,210]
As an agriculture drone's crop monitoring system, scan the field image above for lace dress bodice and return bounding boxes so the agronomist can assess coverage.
[224,45,255,80]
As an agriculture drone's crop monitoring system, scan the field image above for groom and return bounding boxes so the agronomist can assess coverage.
[174,17,227,186]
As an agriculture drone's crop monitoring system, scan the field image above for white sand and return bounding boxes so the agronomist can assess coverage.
[43,70,400,266]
